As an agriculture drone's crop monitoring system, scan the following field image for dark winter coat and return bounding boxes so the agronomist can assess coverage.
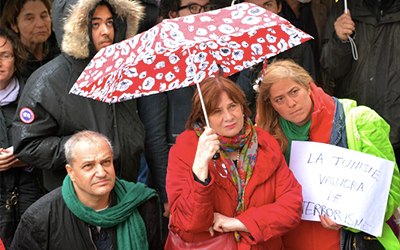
[0,78,43,249]
[20,32,60,83]
[320,0,400,149]
[12,0,145,191]
[10,187,162,250]
[51,0,169,204]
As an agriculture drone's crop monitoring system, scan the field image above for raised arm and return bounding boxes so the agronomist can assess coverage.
[166,129,219,233]
[320,3,354,79]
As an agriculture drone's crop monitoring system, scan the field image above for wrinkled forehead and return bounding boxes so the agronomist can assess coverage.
[208,90,242,113]
[74,137,111,154]
[20,0,51,15]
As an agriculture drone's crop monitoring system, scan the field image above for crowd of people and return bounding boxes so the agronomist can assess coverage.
[0,0,399,249]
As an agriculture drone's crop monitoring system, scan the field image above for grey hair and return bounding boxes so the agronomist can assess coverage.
[64,130,113,166]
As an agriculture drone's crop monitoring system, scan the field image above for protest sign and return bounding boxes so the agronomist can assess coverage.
[289,141,395,237]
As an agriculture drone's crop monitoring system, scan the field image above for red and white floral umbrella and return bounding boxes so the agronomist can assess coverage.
[70,2,312,104]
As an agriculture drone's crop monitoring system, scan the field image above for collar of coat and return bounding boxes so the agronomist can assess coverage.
[349,0,400,25]
[61,0,144,60]
[308,82,335,145]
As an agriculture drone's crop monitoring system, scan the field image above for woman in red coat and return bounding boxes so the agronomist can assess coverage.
[165,75,303,250]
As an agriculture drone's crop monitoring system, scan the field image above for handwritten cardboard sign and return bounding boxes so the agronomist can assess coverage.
[289,141,395,237]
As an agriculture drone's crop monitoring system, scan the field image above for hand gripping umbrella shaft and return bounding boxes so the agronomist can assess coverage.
[344,0,358,60]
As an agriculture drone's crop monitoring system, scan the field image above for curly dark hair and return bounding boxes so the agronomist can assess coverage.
[159,0,181,19]
[0,28,28,78]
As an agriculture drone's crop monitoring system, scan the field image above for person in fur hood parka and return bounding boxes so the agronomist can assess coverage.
[11,0,150,194]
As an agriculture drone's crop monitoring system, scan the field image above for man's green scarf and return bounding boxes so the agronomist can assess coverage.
[280,116,312,164]
[62,175,158,249]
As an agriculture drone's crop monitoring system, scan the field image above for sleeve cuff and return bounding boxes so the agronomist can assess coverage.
[193,172,211,186]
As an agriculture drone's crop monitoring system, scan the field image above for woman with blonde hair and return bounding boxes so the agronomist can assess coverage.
[256,59,400,250]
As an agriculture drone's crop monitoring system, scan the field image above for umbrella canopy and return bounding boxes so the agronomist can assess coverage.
[70,2,312,103]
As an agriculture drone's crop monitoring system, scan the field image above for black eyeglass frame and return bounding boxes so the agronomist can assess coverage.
[177,3,216,14]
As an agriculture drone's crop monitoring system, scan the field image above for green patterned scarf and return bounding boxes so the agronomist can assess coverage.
[62,175,158,249]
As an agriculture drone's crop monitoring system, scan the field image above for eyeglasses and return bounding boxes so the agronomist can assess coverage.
[178,3,216,14]
[0,52,14,61]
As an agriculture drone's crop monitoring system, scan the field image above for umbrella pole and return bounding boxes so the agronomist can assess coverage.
[187,48,210,128]
[187,48,220,159]
[196,81,210,127]
[344,0,358,60]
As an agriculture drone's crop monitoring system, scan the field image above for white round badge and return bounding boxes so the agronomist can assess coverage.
[19,107,35,124]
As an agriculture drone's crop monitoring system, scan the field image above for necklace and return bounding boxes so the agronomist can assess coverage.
[232,150,241,166]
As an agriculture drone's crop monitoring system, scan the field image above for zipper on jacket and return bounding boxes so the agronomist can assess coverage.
[353,235,357,250]
[363,236,378,240]
[88,226,98,250]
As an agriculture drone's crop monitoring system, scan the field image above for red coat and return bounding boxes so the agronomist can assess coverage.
[166,127,303,250]
[282,83,341,250]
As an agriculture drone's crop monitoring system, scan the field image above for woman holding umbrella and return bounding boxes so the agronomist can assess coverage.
[256,59,400,250]
[165,74,303,249]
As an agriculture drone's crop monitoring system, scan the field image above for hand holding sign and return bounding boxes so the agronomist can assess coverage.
[289,141,395,237]
[319,214,342,230]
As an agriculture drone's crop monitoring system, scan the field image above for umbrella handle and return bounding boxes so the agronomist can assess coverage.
[186,48,210,128]
[196,80,210,127]
[213,152,220,160]
[344,0,358,60]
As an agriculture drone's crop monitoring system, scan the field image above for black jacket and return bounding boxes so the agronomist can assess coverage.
[20,32,60,83]
[0,78,43,249]
[135,86,195,204]
[320,0,400,148]
[10,187,162,250]
[12,0,146,191]
[50,0,170,204]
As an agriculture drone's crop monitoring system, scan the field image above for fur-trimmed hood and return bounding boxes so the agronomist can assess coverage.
[60,0,144,59]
